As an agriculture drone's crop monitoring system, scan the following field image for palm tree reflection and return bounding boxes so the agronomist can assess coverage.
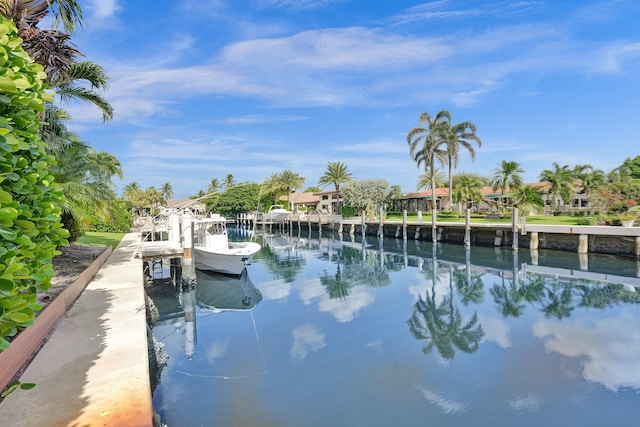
[408,254,484,360]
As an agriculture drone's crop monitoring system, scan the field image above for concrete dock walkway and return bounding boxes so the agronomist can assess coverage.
[0,233,153,427]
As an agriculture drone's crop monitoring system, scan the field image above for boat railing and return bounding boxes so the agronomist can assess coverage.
[139,213,172,243]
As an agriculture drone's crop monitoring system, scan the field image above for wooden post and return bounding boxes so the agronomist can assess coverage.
[530,232,539,250]
[361,210,366,238]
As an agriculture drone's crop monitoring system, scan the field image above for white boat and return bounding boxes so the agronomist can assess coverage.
[263,204,290,222]
[194,215,261,275]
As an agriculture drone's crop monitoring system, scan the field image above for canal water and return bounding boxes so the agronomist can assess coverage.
[149,228,640,426]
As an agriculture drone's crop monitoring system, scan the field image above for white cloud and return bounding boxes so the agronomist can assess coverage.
[417,384,468,415]
[291,324,326,361]
[533,312,640,391]
[86,0,120,18]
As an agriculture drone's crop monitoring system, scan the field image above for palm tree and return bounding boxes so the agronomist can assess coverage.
[512,185,544,213]
[539,163,574,213]
[277,169,305,208]
[407,111,450,243]
[452,174,483,212]
[441,114,482,210]
[144,186,163,214]
[1,0,84,82]
[491,160,524,212]
[223,173,235,190]
[263,173,282,204]
[416,168,446,191]
[573,164,605,202]
[207,178,220,194]
[318,161,353,192]
[52,61,113,121]
[161,183,173,204]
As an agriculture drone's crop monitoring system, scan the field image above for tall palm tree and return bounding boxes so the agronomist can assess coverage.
[223,173,235,190]
[263,173,282,204]
[278,169,305,208]
[161,182,173,204]
[440,114,482,210]
[539,163,574,213]
[491,160,524,212]
[407,110,450,243]
[452,174,483,212]
[416,167,446,191]
[318,161,353,192]
[144,186,163,214]
[207,178,220,194]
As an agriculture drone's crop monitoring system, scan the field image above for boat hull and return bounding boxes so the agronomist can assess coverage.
[194,242,261,275]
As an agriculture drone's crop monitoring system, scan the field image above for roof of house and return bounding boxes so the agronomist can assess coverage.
[278,192,320,204]
[400,188,450,199]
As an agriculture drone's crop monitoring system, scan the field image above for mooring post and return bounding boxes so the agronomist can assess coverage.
[578,234,588,254]
[512,207,519,251]
[403,209,407,240]
[377,207,384,238]
[464,208,471,248]
[182,214,193,259]
[530,232,539,250]
[361,210,366,238]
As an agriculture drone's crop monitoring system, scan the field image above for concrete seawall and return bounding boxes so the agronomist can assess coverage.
[280,217,640,259]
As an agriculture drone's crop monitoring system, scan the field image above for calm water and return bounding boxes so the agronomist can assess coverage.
[149,228,640,427]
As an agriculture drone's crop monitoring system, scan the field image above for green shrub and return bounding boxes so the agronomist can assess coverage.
[340,205,356,217]
[0,20,69,351]
[87,200,132,233]
[576,217,597,225]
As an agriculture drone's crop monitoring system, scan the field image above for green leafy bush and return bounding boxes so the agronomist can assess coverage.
[575,217,597,225]
[0,20,69,351]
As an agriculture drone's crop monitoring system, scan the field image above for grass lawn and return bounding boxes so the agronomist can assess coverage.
[385,214,599,226]
[76,232,125,250]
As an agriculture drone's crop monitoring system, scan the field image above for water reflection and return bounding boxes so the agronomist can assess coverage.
[150,229,640,426]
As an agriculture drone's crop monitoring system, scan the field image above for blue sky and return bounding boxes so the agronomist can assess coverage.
[62,0,640,198]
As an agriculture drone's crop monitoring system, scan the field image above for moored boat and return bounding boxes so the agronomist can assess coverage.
[194,215,261,275]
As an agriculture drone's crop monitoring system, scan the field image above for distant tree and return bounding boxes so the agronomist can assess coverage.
[452,172,490,188]
[263,173,283,204]
[223,173,235,190]
[161,182,173,203]
[341,179,392,218]
[417,168,446,191]
[512,185,545,213]
[212,183,262,217]
[304,186,322,193]
[318,161,354,191]
[407,110,451,242]
[613,156,640,181]
[491,160,524,211]
[207,178,221,194]
[144,187,163,214]
[572,164,605,200]
[539,163,574,213]
[452,174,484,212]
[277,169,305,207]
[440,113,482,210]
